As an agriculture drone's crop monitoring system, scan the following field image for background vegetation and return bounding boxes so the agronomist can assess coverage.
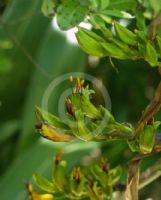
[0,0,160,199]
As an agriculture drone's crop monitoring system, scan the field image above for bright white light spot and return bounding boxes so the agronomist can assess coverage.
[52,17,92,45]
[66,27,78,44]
[119,19,130,27]
[79,21,92,30]
[52,17,62,32]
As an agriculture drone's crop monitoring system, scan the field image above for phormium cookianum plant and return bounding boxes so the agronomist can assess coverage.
[27,0,161,199]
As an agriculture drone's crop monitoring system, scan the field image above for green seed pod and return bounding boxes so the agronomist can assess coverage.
[114,22,137,46]
[100,0,109,10]
[139,125,156,154]
[135,30,147,43]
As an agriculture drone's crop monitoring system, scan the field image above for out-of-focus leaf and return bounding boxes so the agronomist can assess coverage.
[0,0,50,122]
[0,141,98,200]
[101,10,134,19]
[150,0,161,14]
[108,0,136,10]
[41,0,55,17]
[0,120,20,142]
[56,0,88,30]
[0,53,13,75]
[100,0,109,10]
[20,28,86,149]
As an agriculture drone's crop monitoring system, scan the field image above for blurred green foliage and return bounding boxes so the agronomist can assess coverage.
[0,0,161,200]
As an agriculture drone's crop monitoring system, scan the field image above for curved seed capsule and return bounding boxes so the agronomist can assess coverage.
[40,124,75,142]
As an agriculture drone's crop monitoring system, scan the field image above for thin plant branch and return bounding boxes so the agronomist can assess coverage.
[148,10,161,40]
[139,158,161,190]
[135,80,161,135]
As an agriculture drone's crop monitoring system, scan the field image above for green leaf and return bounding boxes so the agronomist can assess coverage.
[89,0,99,9]
[56,0,88,30]
[135,30,147,43]
[109,38,136,58]
[33,174,56,193]
[101,42,130,59]
[100,0,109,10]
[76,28,107,57]
[145,42,158,67]
[114,22,137,46]
[78,27,105,42]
